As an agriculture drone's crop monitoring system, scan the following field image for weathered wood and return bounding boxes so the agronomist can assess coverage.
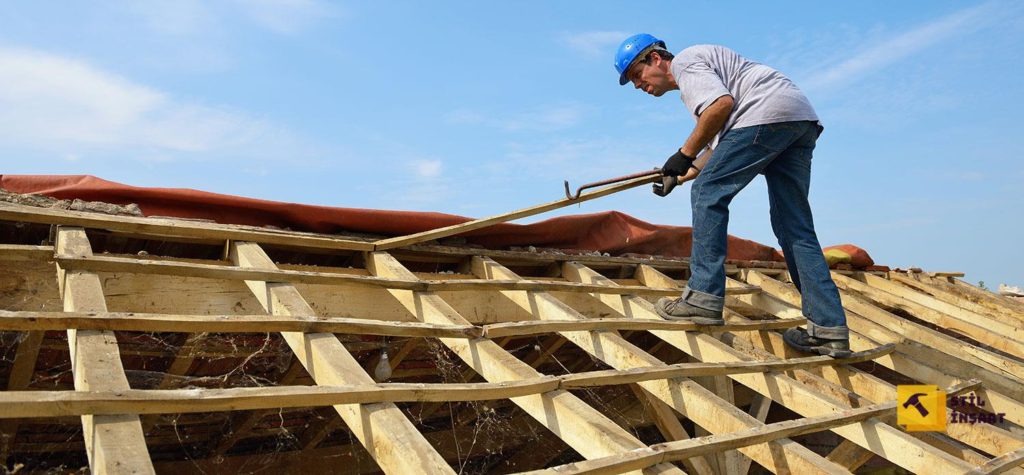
[0,244,53,261]
[571,262,979,475]
[739,270,1024,464]
[0,309,803,338]
[482,316,802,338]
[56,227,155,474]
[475,257,848,475]
[230,241,453,475]
[0,346,894,419]
[889,272,1024,323]
[968,446,1024,475]
[0,380,565,417]
[373,173,660,250]
[55,253,714,297]
[833,272,1024,363]
[0,309,481,338]
[0,202,374,251]
[526,401,897,475]
[627,384,716,475]
[366,251,684,475]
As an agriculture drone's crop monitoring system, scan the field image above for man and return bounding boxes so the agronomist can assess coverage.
[614,33,851,357]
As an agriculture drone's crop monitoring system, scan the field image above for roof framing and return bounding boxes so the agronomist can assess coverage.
[0,203,1022,474]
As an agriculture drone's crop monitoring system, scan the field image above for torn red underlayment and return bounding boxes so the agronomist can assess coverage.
[0,174,878,268]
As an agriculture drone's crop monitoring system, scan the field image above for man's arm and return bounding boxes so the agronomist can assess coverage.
[680,94,734,159]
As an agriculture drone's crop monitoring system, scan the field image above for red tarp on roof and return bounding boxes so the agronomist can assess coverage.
[0,174,873,267]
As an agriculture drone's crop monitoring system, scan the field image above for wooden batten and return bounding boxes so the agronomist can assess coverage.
[1,202,1019,474]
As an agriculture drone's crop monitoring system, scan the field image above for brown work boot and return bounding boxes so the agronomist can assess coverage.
[783,327,852,358]
[655,297,724,325]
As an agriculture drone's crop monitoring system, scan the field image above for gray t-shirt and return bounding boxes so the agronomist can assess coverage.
[671,44,818,150]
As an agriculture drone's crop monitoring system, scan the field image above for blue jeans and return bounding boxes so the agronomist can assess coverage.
[682,120,848,339]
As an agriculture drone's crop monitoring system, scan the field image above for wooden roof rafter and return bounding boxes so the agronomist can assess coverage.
[0,203,1022,474]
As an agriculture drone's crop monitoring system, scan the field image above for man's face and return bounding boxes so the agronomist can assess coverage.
[627,57,672,97]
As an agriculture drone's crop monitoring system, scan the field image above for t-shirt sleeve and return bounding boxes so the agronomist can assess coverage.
[672,53,731,117]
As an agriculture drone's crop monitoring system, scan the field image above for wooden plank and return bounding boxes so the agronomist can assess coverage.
[0,309,481,338]
[0,202,374,251]
[229,241,453,475]
[889,273,1024,323]
[55,253,707,297]
[528,401,897,475]
[0,310,799,338]
[735,395,772,475]
[946,277,1024,314]
[627,384,716,475]
[739,270,1024,464]
[968,447,1024,475]
[0,244,53,261]
[373,173,660,250]
[365,251,684,475]
[482,317,801,338]
[473,257,849,475]
[861,272,1024,342]
[741,270,1024,423]
[0,347,895,419]
[55,227,155,474]
[569,262,979,475]
[0,380,566,417]
[833,272,1024,363]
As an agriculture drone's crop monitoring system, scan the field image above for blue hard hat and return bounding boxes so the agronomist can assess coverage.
[614,33,666,85]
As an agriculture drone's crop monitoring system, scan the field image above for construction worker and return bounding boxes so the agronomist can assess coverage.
[615,34,851,357]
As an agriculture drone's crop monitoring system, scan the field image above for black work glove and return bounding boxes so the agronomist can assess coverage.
[653,150,695,197]
[661,149,695,177]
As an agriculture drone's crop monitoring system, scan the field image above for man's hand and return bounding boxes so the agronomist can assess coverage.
[652,166,700,197]
[652,175,678,197]
[661,149,695,177]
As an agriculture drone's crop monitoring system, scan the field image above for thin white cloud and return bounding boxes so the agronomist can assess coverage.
[445,103,589,132]
[127,0,336,37]
[413,159,442,178]
[562,30,630,58]
[0,46,310,160]
[229,0,339,35]
[804,2,1003,92]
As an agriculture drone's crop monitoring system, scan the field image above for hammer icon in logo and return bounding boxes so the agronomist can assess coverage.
[903,392,930,417]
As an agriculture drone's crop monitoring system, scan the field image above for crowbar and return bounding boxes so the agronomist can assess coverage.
[564,168,662,200]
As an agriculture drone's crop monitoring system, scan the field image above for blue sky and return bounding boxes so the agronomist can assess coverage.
[1,1,1021,288]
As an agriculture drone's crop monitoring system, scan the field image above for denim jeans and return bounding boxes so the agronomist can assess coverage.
[682,120,848,339]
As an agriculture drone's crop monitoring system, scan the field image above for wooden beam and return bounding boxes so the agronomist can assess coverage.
[0,309,800,338]
[832,272,1024,364]
[0,309,481,338]
[566,262,979,475]
[627,384,716,475]
[472,257,848,475]
[55,253,713,297]
[229,241,453,475]
[888,273,1024,323]
[738,270,1024,462]
[55,227,155,474]
[373,173,659,250]
[0,244,53,261]
[0,346,895,419]
[529,401,899,475]
[0,202,373,251]
[968,446,1024,475]
[481,317,801,338]
[365,251,684,475]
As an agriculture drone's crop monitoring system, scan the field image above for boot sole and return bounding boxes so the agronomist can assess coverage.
[654,307,725,326]
[783,332,852,358]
